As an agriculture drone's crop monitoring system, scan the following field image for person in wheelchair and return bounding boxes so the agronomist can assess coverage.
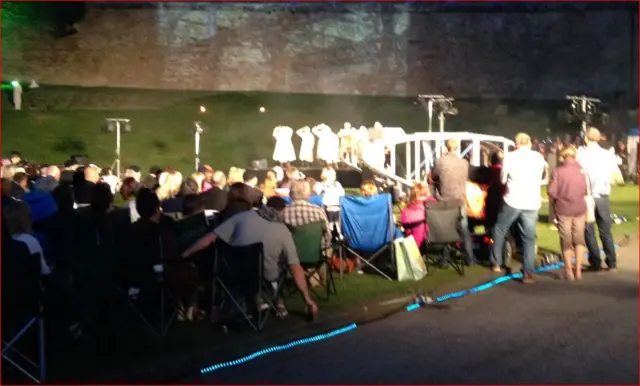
[429,139,478,266]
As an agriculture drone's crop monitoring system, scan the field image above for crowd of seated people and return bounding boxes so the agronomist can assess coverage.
[2,156,356,341]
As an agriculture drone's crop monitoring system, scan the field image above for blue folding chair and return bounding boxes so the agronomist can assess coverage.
[308,195,324,208]
[340,193,395,280]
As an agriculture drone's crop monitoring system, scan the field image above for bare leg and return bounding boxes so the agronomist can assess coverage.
[563,250,575,281]
[574,244,585,280]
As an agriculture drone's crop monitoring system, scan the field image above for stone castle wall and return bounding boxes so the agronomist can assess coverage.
[2,3,637,99]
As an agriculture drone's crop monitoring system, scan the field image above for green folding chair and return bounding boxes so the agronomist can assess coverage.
[291,221,337,300]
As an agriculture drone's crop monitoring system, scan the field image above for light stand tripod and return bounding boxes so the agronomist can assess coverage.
[565,95,601,139]
[105,118,131,179]
[193,121,204,172]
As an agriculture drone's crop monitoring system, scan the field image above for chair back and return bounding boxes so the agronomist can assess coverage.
[308,195,324,208]
[214,240,264,295]
[291,221,325,265]
[173,211,209,252]
[340,193,393,252]
[425,199,462,244]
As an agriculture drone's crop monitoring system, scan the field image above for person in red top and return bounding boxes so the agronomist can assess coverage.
[485,151,505,229]
[547,146,588,281]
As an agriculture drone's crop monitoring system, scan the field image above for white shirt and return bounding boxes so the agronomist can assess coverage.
[501,147,546,211]
[12,233,52,275]
[577,144,617,197]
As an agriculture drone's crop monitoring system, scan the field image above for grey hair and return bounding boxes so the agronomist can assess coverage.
[290,179,311,200]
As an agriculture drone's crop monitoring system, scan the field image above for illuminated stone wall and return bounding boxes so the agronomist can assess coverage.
[2,3,636,99]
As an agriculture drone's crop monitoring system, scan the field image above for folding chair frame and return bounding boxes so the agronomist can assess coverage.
[123,282,179,339]
[212,244,284,332]
[2,303,46,383]
[423,243,466,276]
[341,198,396,281]
[301,247,338,301]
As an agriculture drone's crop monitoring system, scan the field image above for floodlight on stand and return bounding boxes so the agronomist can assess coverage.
[418,94,456,132]
[104,118,131,179]
[565,95,602,137]
[193,121,206,171]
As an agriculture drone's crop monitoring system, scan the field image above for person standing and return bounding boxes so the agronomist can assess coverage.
[577,127,618,272]
[490,133,547,283]
[546,145,559,230]
[547,146,588,281]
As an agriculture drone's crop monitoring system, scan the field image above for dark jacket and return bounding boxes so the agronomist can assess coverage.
[547,160,588,217]
[199,186,228,212]
[73,181,96,205]
[245,185,264,208]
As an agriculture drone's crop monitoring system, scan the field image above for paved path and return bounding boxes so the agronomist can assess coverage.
[189,269,638,384]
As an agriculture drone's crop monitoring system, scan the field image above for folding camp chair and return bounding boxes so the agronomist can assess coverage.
[291,221,337,300]
[424,200,466,276]
[173,211,210,252]
[212,240,284,332]
[339,193,395,280]
[124,235,179,338]
[2,253,46,383]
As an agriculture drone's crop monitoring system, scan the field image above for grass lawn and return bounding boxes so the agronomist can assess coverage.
[2,86,569,173]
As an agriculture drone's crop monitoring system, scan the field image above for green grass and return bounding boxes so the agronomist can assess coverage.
[3,86,570,172]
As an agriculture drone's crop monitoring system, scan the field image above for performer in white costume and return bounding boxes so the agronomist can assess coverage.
[355,125,370,165]
[272,126,296,166]
[13,81,22,111]
[296,126,315,166]
[338,122,357,165]
[312,124,340,166]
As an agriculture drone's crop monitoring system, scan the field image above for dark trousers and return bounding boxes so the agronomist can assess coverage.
[585,196,617,269]
[548,198,555,224]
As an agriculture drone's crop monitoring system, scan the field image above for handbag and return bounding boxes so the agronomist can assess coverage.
[584,172,596,223]
[394,236,428,282]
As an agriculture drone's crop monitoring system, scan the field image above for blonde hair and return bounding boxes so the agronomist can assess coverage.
[514,133,532,148]
[191,172,205,193]
[408,182,431,205]
[2,165,19,179]
[360,180,378,197]
[445,139,460,152]
[227,167,245,185]
[320,167,336,183]
[157,170,183,200]
[585,127,601,143]
[559,145,577,162]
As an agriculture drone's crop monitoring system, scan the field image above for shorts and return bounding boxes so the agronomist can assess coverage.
[557,215,586,252]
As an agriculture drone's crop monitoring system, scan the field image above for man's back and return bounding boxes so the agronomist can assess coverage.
[501,148,546,211]
[432,154,469,205]
[577,144,617,197]
[213,210,298,281]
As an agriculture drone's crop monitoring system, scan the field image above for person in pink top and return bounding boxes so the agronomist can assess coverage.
[400,182,436,249]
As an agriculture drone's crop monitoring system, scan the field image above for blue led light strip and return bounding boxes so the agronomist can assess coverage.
[200,245,620,374]
[200,323,357,374]
[407,244,620,310]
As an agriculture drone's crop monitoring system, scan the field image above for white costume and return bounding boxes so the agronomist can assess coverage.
[296,126,315,163]
[13,82,22,111]
[312,124,340,164]
[272,126,296,163]
[355,126,370,164]
[338,122,357,164]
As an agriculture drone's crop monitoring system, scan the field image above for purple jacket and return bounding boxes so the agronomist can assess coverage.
[548,160,588,217]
